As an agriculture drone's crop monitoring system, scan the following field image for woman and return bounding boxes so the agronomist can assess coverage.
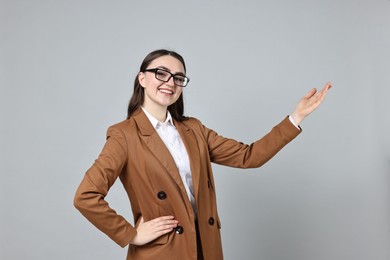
[74,49,331,260]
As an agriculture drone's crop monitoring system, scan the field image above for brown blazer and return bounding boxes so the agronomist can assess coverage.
[74,108,301,259]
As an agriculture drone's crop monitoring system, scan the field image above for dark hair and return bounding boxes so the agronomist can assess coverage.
[127,49,188,121]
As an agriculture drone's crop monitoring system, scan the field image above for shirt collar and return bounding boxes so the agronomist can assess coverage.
[141,106,174,129]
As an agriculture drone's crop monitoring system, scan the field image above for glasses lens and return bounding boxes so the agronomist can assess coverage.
[173,75,188,87]
[155,69,170,81]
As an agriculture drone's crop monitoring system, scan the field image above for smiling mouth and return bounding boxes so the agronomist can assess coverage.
[158,88,174,95]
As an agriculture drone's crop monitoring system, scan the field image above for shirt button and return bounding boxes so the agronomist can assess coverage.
[208,217,215,226]
[157,191,167,200]
[175,225,184,234]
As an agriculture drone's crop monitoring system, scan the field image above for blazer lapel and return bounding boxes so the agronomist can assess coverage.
[133,109,185,191]
[174,119,202,202]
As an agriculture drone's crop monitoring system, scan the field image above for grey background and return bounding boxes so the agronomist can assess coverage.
[1,0,389,259]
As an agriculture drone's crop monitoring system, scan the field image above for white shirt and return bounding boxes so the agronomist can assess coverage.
[288,115,300,129]
[141,107,197,215]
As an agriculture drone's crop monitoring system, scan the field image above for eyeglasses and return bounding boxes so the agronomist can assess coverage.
[144,68,190,87]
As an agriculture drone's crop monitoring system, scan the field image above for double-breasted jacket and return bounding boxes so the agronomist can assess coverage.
[74,108,301,259]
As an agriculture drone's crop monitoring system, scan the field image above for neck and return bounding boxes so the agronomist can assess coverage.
[142,104,167,123]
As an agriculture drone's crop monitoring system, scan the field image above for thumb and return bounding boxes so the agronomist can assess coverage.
[136,216,144,228]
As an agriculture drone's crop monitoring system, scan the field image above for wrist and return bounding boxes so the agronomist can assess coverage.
[290,112,303,126]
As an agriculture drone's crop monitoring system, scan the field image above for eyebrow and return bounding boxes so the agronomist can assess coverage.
[157,66,185,76]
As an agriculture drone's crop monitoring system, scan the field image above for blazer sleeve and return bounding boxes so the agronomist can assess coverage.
[73,126,136,247]
[202,116,301,168]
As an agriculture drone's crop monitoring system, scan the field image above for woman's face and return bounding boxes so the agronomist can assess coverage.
[139,55,185,111]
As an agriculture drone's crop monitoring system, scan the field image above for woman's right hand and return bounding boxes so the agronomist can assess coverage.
[130,216,179,246]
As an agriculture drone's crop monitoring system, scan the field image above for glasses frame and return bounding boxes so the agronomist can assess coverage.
[144,68,190,87]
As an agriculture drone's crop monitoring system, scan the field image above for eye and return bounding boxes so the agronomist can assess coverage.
[174,76,185,84]
[156,70,169,78]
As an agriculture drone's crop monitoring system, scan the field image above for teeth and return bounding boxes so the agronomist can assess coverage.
[159,89,173,94]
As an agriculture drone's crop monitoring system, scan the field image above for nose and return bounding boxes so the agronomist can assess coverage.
[166,76,176,87]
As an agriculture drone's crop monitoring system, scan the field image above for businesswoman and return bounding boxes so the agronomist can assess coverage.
[74,49,331,260]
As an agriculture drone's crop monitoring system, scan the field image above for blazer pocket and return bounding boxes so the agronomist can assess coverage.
[135,215,170,245]
[148,233,169,245]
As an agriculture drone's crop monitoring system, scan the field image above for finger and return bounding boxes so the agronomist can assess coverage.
[154,224,178,234]
[154,227,176,237]
[158,215,176,220]
[139,216,144,225]
[324,82,332,90]
[144,220,177,237]
[317,83,332,100]
[148,216,178,229]
[303,88,317,100]
[319,83,332,95]
[151,216,176,224]
[153,219,179,229]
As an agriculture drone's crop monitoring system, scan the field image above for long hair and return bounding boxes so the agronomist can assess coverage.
[127,49,188,121]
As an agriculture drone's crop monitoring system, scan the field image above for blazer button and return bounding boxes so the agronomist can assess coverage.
[157,191,167,200]
[175,225,184,234]
[208,217,215,226]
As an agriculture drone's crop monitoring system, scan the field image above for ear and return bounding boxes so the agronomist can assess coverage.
[138,72,146,88]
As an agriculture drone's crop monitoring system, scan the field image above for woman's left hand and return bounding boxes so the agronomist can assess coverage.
[290,82,332,126]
